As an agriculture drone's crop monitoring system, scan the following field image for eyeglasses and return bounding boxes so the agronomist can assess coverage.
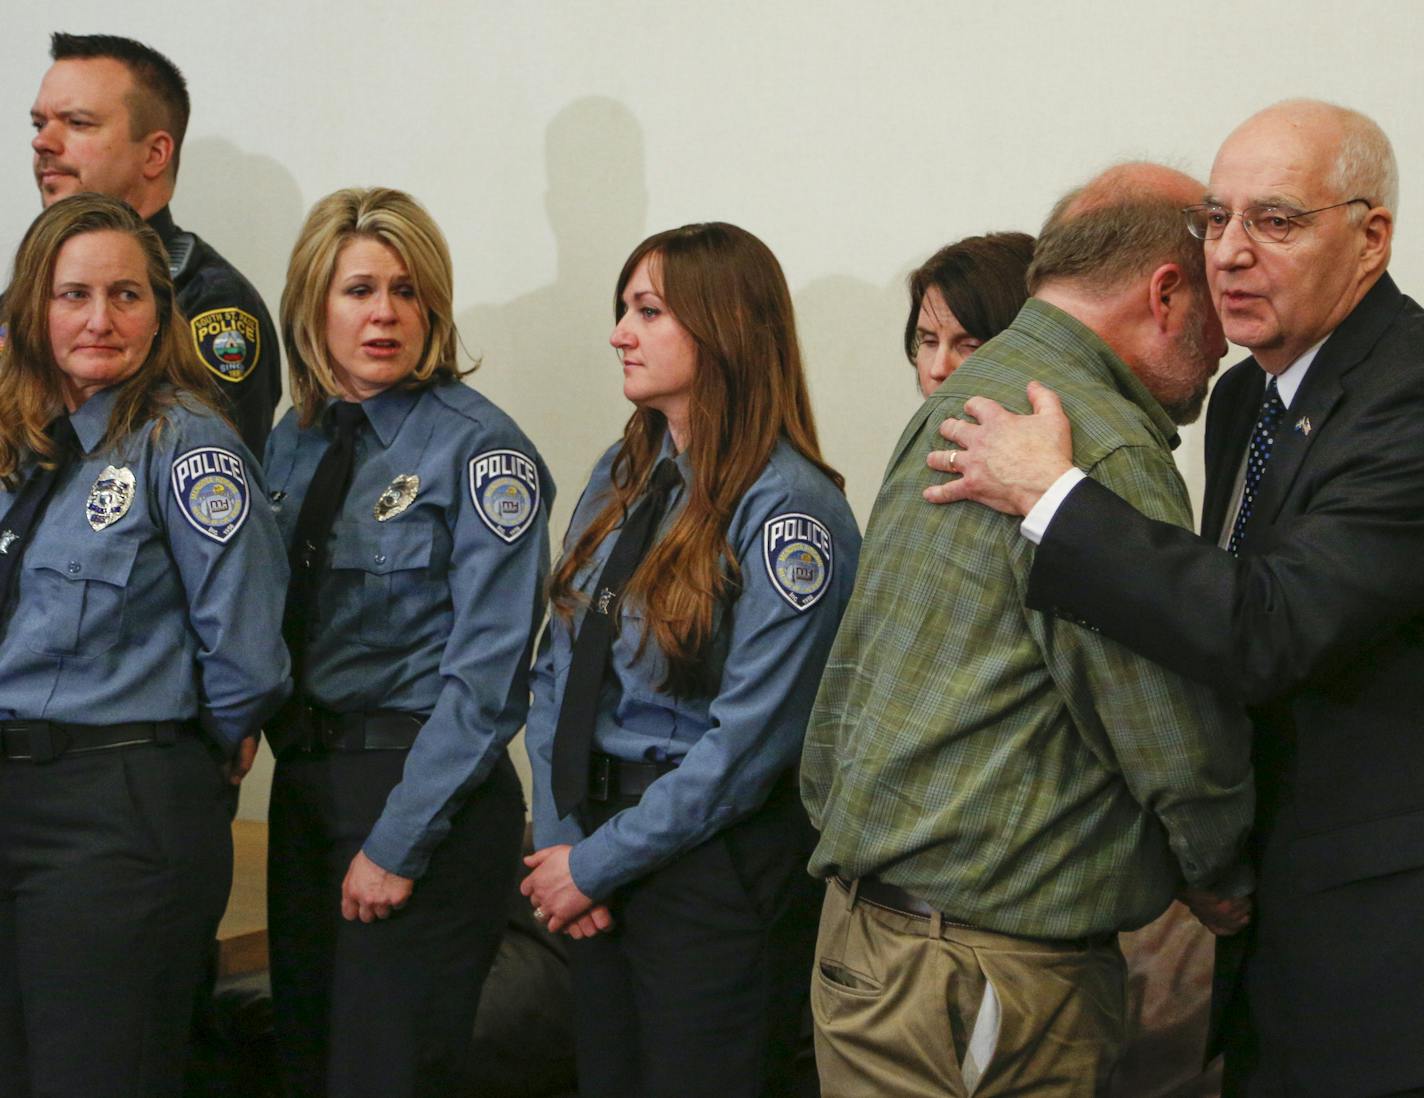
[1183,198,1372,244]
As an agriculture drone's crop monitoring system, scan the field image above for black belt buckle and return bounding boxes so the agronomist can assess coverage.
[314,710,348,751]
[293,704,333,753]
[2,720,67,764]
[588,754,612,802]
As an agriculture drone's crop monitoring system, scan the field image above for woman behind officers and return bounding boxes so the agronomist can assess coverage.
[0,194,289,1097]
[263,187,550,1098]
[904,231,1035,397]
[521,222,861,1097]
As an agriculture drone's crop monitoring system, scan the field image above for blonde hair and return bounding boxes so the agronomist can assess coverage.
[280,187,471,425]
[0,194,220,486]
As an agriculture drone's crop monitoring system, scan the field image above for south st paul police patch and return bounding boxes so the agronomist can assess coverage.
[171,446,250,543]
[469,450,540,544]
[762,512,833,612]
[190,307,260,383]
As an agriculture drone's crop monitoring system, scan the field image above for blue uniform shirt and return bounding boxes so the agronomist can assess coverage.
[526,436,861,900]
[264,380,554,879]
[0,386,290,749]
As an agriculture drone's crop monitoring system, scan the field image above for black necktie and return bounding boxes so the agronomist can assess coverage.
[0,416,81,632]
[551,458,683,816]
[1227,377,1285,557]
[282,401,367,689]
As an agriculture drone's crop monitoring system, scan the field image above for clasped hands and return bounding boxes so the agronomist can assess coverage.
[521,844,614,939]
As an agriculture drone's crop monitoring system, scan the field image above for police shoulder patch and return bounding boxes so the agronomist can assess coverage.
[190,307,260,383]
[171,446,250,543]
[468,449,540,544]
[762,512,833,612]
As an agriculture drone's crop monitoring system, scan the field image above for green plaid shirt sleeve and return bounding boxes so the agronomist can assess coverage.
[801,301,1254,939]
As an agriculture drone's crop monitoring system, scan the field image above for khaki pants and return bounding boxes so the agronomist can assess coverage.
[812,880,1126,1097]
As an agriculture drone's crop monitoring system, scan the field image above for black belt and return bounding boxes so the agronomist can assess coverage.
[0,719,189,764]
[267,704,424,758]
[834,876,1114,948]
[588,750,678,802]
[836,875,976,925]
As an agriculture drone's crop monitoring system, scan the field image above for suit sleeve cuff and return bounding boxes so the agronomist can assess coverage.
[1020,467,1088,545]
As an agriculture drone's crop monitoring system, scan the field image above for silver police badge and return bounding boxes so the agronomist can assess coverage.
[374,474,420,522]
[87,465,136,531]
[762,512,833,612]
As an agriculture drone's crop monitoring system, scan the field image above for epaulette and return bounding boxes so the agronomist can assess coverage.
[167,231,198,283]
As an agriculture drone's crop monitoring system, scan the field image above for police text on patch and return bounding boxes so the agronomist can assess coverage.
[171,446,250,543]
[469,449,540,544]
[762,512,833,611]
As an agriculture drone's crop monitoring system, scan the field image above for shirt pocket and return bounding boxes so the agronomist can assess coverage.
[22,536,141,657]
[328,521,437,649]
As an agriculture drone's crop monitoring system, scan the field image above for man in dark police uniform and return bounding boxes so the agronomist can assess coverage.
[28,32,281,454]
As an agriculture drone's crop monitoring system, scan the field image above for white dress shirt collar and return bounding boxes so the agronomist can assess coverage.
[1270,337,1327,409]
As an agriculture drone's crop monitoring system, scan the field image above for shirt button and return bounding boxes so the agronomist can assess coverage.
[373,553,387,565]
[67,561,81,574]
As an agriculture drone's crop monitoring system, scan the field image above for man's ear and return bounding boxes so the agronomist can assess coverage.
[1148,262,1184,333]
[140,129,175,183]
[1359,206,1393,278]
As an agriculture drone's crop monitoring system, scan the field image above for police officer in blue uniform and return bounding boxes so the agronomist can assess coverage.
[29,33,282,454]
[522,222,861,1098]
[263,188,551,1098]
[0,196,289,1098]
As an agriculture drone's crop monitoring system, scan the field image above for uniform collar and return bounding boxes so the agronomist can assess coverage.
[147,205,180,247]
[321,384,422,448]
[657,429,695,489]
[68,385,120,454]
[652,432,692,509]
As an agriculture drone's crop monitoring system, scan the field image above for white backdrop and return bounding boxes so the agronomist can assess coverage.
[4,1,1420,817]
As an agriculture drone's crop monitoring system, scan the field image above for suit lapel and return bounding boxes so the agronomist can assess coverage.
[1201,363,1263,541]
[1248,274,1405,532]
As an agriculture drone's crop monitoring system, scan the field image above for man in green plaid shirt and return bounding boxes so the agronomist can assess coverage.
[800,165,1255,1097]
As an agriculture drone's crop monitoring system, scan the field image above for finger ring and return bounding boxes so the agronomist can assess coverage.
[533,906,547,922]
[948,449,959,470]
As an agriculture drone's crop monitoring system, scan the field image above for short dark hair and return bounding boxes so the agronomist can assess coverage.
[904,232,1034,363]
[50,33,190,174]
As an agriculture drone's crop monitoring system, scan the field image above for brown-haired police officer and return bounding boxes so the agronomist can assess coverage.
[29,32,281,454]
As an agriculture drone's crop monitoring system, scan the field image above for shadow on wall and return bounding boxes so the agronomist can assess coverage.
[794,264,923,523]
[173,136,306,415]
[462,96,649,544]
[171,137,303,821]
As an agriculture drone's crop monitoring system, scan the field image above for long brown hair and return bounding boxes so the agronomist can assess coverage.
[281,187,471,427]
[550,222,843,696]
[0,193,221,486]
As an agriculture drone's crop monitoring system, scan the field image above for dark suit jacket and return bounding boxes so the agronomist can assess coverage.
[1025,274,1424,1097]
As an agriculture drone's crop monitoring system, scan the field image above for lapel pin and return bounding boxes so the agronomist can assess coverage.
[1294,416,1312,436]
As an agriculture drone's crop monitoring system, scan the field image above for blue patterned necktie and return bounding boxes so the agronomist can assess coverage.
[1227,376,1285,556]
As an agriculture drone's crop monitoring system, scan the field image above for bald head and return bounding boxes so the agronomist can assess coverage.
[1222,100,1398,215]
[1027,161,1206,295]
[1061,161,1203,218]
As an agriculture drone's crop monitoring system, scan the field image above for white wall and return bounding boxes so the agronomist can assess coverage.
[5,0,1420,817]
